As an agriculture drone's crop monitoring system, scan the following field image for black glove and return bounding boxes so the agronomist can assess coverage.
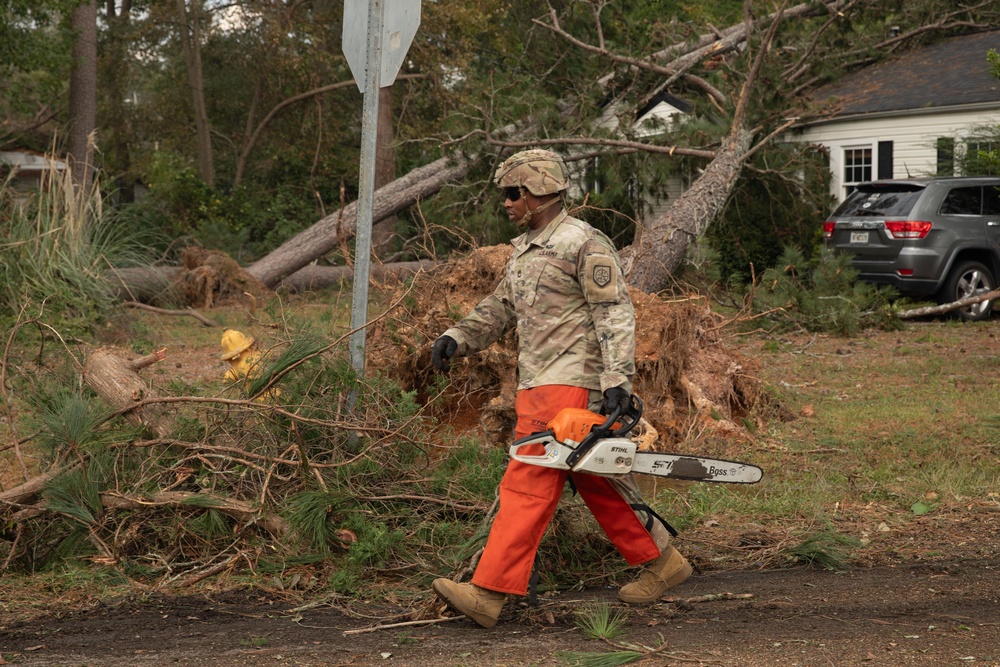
[431,335,458,372]
[601,386,631,416]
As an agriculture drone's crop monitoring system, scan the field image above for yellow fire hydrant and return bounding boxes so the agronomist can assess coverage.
[220,329,264,383]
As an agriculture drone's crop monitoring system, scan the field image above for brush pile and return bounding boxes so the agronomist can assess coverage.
[0,244,773,592]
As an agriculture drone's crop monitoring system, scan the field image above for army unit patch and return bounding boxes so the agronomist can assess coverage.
[593,265,612,287]
[582,254,619,303]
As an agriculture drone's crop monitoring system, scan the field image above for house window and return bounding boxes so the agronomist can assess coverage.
[966,138,999,157]
[965,138,1000,175]
[937,137,955,176]
[843,146,872,196]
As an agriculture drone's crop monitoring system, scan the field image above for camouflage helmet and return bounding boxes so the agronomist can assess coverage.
[493,149,569,196]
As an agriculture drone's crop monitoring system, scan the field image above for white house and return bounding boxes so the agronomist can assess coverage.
[569,91,694,217]
[786,30,1000,203]
[0,150,69,204]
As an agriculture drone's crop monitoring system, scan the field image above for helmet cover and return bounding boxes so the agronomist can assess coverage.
[493,149,569,196]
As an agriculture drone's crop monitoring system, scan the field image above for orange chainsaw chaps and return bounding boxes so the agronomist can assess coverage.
[471,386,660,596]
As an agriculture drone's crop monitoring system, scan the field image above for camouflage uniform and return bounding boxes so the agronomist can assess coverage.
[443,210,635,394]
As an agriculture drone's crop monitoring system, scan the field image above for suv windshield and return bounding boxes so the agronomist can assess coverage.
[832,186,924,217]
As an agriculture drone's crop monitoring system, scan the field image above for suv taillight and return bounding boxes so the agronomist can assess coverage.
[823,221,835,239]
[885,220,932,239]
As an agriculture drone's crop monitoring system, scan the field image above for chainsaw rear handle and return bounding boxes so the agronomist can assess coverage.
[565,394,643,469]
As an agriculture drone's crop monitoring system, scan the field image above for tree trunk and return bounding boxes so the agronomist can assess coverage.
[622,127,755,293]
[82,347,176,437]
[279,260,436,292]
[102,261,435,301]
[372,85,397,258]
[104,266,184,304]
[67,0,98,192]
[102,0,134,200]
[0,467,73,508]
[246,154,469,288]
[176,0,214,186]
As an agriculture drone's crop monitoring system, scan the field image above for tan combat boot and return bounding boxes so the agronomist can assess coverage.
[618,546,693,604]
[432,579,506,628]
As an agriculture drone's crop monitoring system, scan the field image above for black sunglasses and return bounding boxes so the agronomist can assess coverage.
[503,186,522,202]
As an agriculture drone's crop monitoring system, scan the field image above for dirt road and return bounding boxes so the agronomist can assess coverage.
[3,557,999,666]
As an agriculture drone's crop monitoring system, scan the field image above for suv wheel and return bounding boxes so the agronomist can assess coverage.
[940,260,995,321]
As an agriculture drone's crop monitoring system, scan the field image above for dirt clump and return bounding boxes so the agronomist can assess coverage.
[367,245,768,450]
[176,247,272,309]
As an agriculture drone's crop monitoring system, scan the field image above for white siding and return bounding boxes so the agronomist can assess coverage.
[787,107,1000,201]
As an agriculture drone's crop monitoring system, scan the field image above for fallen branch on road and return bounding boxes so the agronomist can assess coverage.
[342,616,465,635]
[897,288,1000,319]
[665,592,755,604]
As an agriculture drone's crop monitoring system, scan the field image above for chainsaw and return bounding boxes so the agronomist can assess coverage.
[508,394,763,484]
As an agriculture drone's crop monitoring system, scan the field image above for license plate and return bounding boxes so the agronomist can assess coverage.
[850,231,869,244]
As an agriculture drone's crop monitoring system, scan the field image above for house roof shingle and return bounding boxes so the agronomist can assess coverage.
[809,30,1000,119]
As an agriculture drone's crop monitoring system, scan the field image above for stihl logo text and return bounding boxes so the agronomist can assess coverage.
[611,446,630,453]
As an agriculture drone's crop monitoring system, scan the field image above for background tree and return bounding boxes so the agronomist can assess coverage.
[67,0,97,191]
[174,0,214,186]
[5,0,1000,289]
[0,0,72,150]
[99,0,136,199]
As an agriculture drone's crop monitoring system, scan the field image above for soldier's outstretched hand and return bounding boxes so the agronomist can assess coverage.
[432,335,458,373]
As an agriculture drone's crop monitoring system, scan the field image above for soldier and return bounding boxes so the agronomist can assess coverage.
[430,149,691,628]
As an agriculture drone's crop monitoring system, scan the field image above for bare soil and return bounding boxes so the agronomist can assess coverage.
[2,560,999,666]
[3,300,1000,666]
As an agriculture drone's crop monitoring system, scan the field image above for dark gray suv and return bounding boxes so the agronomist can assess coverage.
[824,177,1000,320]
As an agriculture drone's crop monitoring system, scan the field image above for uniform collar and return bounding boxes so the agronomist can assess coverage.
[511,209,569,253]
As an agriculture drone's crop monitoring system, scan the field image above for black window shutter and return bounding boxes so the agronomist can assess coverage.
[877,141,893,179]
[936,137,955,176]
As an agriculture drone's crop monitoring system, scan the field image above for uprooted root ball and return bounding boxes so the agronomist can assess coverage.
[367,245,774,452]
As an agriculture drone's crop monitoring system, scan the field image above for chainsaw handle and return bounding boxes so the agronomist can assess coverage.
[612,394,643,437]
[564,394,642,470]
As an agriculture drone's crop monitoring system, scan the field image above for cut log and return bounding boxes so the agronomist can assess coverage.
[82,347,176,437]
[6,490,288,539]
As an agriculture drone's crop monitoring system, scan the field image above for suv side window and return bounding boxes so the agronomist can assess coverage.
[984,186,1000,216]
[939,186,982,215]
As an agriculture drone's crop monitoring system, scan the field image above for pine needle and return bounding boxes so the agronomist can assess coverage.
[575,602,628,640]
[246,335,327,398]
[557,650,642,667]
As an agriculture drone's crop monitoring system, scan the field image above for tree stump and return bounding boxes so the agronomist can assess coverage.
[82,347,176,437]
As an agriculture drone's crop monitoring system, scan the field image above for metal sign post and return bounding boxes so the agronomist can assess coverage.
[341,0,420,381]
[347,0,384,378]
